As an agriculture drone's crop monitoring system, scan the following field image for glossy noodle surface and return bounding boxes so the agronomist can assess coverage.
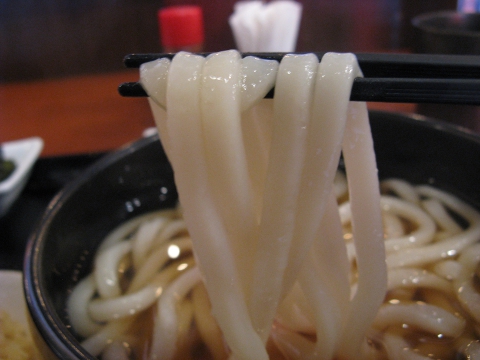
[66,51,480,359]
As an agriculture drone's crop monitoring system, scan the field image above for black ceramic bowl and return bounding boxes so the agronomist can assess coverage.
[24,111,480,359]
[412,11,480,55]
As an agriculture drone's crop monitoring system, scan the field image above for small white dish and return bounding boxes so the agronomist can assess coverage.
[0,137,43,217]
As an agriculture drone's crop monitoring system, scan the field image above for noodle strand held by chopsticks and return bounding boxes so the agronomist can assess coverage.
[142,51,386,359]
[248,53,318,342]
[192,283,229,360]
[241,99,274,220]
[200,50,258,300]
[140,58,172,157]
[160,51,268,360]
[338,98,386,359]
[280,54,372,305]
[301,189,350,357]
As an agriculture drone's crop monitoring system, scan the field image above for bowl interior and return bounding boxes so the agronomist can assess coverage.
[25,134,177,359]
[24,111,480,359]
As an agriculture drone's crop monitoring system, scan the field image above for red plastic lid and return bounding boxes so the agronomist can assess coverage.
[158,6,205,48]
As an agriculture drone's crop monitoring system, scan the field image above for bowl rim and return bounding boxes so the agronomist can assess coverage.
[412,10,480,37]
[24,133,161,360]
[23,111,480,359]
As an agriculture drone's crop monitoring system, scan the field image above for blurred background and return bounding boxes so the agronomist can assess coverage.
[0,0,463,158]
[0,0,472,268]
[0,0,457,82]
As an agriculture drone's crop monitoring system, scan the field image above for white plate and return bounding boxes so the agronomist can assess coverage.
[0,270,28,328]
[0,137,43,217]
[0,270,44,359]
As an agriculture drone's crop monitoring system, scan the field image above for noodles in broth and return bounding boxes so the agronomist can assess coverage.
[67,51,480,359]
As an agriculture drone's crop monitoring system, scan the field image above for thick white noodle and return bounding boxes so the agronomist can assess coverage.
[380,178,420,205]
[372,302,466,338]
[147,97,171,157]
[282,53,364,296]
[387,268,452,293]
[88,285,155,322]
[339,196,436,252]
[131,215,171,268]
[69,51,480,359]
[300,189,350,357]
[200,50,258,300]
[461,340,480,359]
[387,186,480,268]
[94,241,132,299]
[239,56,278,112]
[101,340,130,360]
[421,198,463,236]
[160,51,268,360]
[382,212,406,239]
[298,250,343,358]
[174,299,195,360]
[432,259,463,281]
[97,211,163,252]
[140,58,171,156]
[382,334,432,360]
[88,272,168,322]
[313,189,350,308]
[458,242,480,271]
[453,243,480,322]
[454,273,480,323]
[192,284,229,360]
[140,58,170,109]
[337,91,386,358]
[149,267,202,360]
[241,99,274,219]
[146,51,386,359]
[128,237,192,292]
[67,274,103,338]
[270,325,316,360]
[381,196,436,251]
[276,283,316,334]
[81,318,134,357]
[248,53,318,341]
[153,219,187,245]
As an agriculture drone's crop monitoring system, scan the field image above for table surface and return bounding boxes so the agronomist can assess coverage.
[0,69,417,157]
[0,70,156,157]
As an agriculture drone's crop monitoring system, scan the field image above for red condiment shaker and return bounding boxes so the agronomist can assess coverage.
[158,5,205,52]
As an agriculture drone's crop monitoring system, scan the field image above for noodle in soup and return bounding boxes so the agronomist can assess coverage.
[67,51,480,359]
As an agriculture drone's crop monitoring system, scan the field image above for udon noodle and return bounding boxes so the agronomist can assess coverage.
[67,51,480,359]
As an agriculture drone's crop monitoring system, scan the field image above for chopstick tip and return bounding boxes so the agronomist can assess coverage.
[118,82,147,97]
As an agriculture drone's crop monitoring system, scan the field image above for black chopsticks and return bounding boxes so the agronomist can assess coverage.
[118,52,480,105]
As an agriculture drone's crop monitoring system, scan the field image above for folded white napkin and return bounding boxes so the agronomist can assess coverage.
[229,0,302,52]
